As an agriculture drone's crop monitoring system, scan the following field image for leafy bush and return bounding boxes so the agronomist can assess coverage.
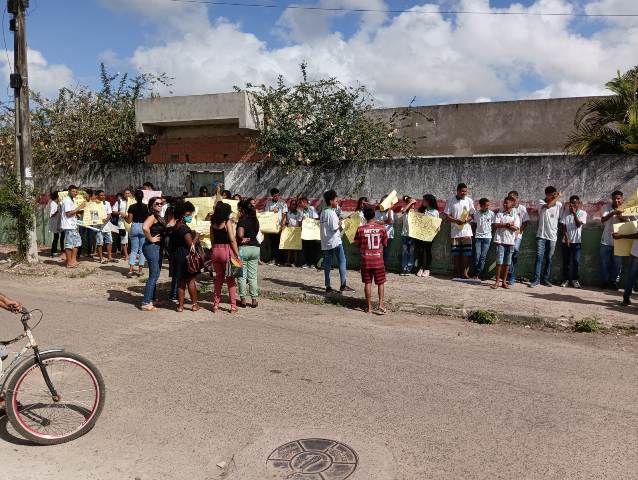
[469,310,498,324]
[0,173,36,260]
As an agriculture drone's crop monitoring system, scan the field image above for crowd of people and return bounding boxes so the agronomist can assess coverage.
[45,181,638,313]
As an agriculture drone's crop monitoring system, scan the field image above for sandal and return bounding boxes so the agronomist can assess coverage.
[238,300,247,308]
[212,304,219,313]
[490,284,499,289]
[502,283,510,289]
[251,300,258,309]
[191,304,201,312]
[141,304,156,311]
[375,307,387,315]
[230,307,238,313]
[176,305,184,313]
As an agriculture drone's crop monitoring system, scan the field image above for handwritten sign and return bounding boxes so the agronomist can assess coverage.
[407,211,442,242]
[621,189,638,214]
[82,201,106,226]
[257,211,279,234]
[342,215,361,243]
[279,226,302,250]
[59,190,87,208]
[186,197,216,222]
[379,190,398,212]
[191,220,212,249]
[301,218,321,241]
[613,221,638,256]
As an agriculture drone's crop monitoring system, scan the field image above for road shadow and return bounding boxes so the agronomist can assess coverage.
[107,282,219,312]
[0,414,37,446]
[99,265,131,276]
[262,276,329,296]
[524,291,633,315]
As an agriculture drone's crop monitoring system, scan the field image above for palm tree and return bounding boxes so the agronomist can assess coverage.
[565,66,638,154]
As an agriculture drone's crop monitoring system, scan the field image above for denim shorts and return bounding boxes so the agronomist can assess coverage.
[96,231,113,246]
[63,229,82,249]
[496,244,514,265]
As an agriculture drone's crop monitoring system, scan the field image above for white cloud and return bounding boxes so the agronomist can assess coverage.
[119,0,638,106]
[0,49,74,97]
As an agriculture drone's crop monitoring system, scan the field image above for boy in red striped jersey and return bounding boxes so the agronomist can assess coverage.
[354,207,389,314]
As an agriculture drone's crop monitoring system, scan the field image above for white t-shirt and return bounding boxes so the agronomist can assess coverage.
[375,209,395,239]
[60,196,77,230]
[101,201,113,232]
[494,210,521,246]
[320,208,341,250]
[48,201,60,233]
[300,206,319,220]
[536,199,563,242]
[444,196,475,238]
[473,209,495,239]
[598,205,636,246]
[112,199,127,229]
[513,204,530,240]
[287,210,302,227]
[560,209,587,244]
[266,200,289,225]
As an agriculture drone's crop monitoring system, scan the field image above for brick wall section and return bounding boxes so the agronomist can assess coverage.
[147,134,262,164]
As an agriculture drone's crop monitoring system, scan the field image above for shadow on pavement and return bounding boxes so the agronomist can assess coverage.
[263,276,330,296]
[0,414,37,446]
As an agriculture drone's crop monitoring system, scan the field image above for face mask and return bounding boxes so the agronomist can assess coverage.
[184,215,193,224]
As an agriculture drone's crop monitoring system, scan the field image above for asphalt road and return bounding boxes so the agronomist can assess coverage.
[0,274,636,479]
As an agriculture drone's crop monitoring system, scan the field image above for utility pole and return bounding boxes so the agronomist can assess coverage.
[8,0,38,263]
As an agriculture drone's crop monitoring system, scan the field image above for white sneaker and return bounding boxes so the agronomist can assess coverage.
[424,270,430,277]
[416,269,424,277]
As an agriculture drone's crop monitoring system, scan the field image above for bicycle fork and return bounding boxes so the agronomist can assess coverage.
[27,330,60,402]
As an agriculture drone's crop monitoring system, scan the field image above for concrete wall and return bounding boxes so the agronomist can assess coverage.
[373,96,598,156]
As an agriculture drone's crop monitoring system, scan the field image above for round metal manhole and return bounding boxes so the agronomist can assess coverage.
[266,438,358,479]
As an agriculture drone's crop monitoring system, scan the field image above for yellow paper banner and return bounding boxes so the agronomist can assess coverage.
[186,197,216,222]
[621,189,638,214]
[257,211,279,234]
[191,220,212,249]
[279,226,302,250]
[82,201,106,226]
[342,215,361,243]
[613,221,638,256]
[379,190,398,212]
[301,218,321,241]
[407,211,442,242]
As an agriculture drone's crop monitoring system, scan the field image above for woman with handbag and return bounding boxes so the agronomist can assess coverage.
[236,200,260,308]
[170,201,200,312]
[140,197,167,311]
[210,202,241,313]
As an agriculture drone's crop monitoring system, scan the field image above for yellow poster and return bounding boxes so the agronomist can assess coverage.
[301,218,321,241]
[379,190,398,212]
[82,201,106,226]
[342,215,361,244]
[407,211,442,242]
[221,199,239,221]
[459,206,469,223]
[613,221,638,256]
[257,211,279,234]
[59,190,87,208]
[621,189,638,214]
[279,226,302,250]
[186,197,216,222]
[191,220,212,249]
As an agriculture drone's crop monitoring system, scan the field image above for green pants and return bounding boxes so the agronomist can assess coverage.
[238,246,260,299]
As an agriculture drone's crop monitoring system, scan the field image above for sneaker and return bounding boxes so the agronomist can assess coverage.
[301,264,310,269]
[340,285,355,294]
[621,298,631,306]
[541,281,553,287]
[424,270,430,277]
[126,271,135,278]
[560,281,569,287]
[399,271,409,276]
[571,280,582,289]
[528,281,539,288]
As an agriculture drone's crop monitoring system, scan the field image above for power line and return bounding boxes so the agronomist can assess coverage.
[1,8,12,74]
[165,0,638,17]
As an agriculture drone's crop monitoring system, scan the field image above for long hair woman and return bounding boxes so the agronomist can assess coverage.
[415,194,440,277]
[170,201,199,312]
[140,197,167,311]
[236,199,260,308]
[126,188,149,278]
[210,202,240,313]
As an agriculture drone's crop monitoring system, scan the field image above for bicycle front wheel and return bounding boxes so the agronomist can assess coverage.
[6,351,106,445]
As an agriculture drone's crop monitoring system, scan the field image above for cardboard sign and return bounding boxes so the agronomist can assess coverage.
[82,201,106,226]
[613,221,638,256]
[301,218,321,241]
[186,197,216,222]
[342,215,361,244]
[407,210,442,242]
[379,190,398,212]
[257,212,279,234]
[279,226,302,250]
[191,219,212,249]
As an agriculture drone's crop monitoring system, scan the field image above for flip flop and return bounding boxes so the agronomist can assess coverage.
[191,304,201,312]
[490,284,499,289]
[375,307,387,315]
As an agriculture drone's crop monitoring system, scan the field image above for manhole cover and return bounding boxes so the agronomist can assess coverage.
[266,438,358,479]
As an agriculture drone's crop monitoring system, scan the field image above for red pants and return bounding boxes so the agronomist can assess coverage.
[212,245,237,308]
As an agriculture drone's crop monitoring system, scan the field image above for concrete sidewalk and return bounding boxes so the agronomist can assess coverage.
[257,265,638,331]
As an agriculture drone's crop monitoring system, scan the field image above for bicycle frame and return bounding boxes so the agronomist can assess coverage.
[0,311,64,401]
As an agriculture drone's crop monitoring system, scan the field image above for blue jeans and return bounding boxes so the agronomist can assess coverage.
[141,242,161,305]
[600,244,622,286]
[623,255,638,302]
[473,238,491,276]
[170,270,179,300]
[561,243,581,282]
[507,237,522,284]
[401,237,415,272]
[532,238,556,284]
[496,244,514,265]
[129,223,146,267]
[323,244,347,289]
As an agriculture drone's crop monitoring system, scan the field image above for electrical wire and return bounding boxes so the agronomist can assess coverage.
[164,0,638,17]
[2,8,12,74]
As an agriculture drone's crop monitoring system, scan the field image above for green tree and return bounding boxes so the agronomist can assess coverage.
[566,66,638,154]
[0,63,170,181]
[237,63,422,176]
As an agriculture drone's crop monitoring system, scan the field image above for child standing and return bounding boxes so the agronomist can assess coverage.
[507,190,530,286]
[354,207,388,314]
[560,195,587,288]
[529,186,562,288]
[491,196,521,289]
[471,198,494,279]
[320,190,354,293]
[400,196,417,275]
[444,183,475,279]
[415,194,440,277]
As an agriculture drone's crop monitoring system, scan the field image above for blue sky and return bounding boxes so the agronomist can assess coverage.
[2,0,636,106]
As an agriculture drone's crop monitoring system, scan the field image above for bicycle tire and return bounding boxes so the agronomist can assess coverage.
[5,351,106,445]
